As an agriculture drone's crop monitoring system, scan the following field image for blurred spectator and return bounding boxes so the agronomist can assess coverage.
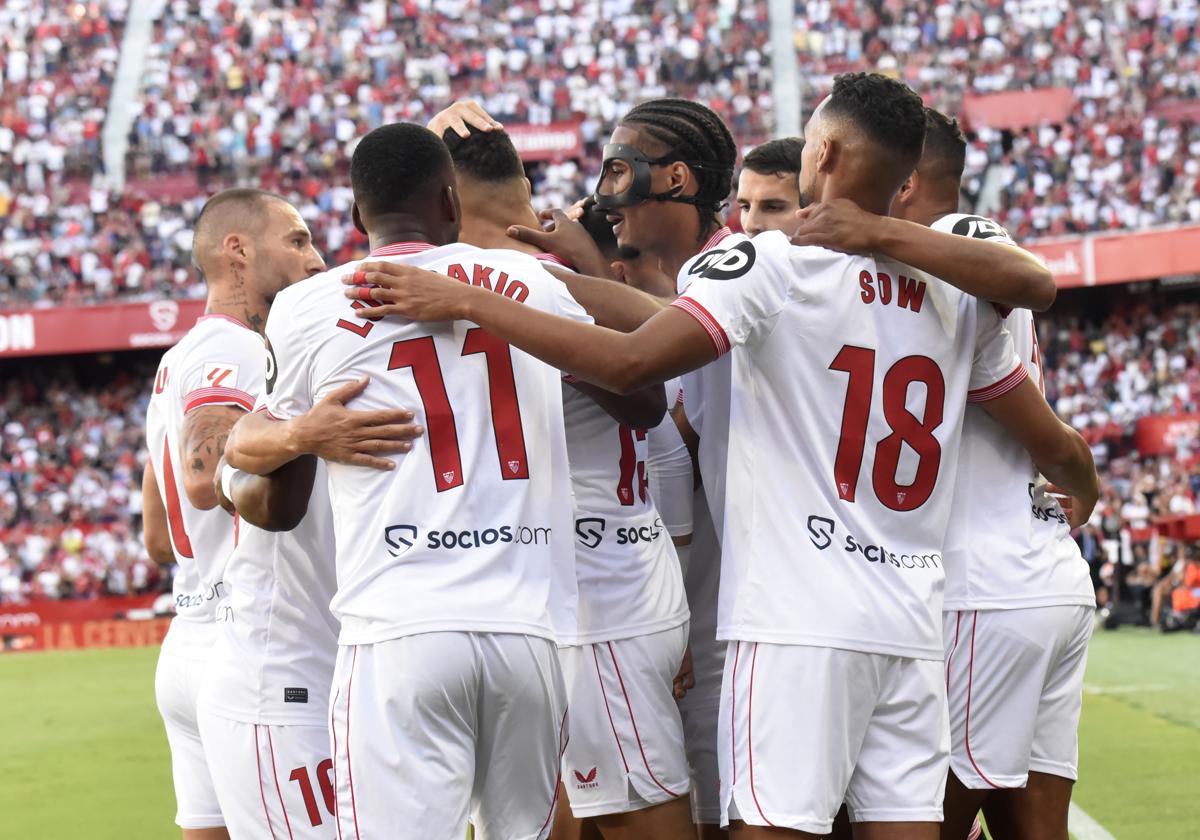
[0,356,162,605]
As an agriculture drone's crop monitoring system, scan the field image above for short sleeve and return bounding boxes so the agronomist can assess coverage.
[670,235,791,355]
[548,275,595,326]
[967,298,1028,402]
[180,322,265,413]
[258,297,314,420]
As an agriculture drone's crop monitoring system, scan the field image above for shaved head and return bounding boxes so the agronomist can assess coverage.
[192,188,287,276]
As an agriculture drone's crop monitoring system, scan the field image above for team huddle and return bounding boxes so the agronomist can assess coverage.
[142,73,1099,840]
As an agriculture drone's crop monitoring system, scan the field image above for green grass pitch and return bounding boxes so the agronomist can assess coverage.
[1,628,1195,838]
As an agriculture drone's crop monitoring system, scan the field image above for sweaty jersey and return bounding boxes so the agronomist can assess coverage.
[261,241,588,646]
[672,230,1025,659]
[561,385,689,644]
[936,214,1094,611]
[145,314,264,627]
[200,459,339,726]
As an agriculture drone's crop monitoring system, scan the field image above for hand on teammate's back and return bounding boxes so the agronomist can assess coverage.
[507,208,614,279]
[293,377,424,470]
[344,262,472,323]
[790,197,882,254]
[426,99,505,139]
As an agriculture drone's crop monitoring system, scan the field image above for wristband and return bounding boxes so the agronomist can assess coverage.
[220,463,239,503]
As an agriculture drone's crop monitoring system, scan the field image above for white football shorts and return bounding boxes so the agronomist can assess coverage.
[943,605,1093,789]
[196,712,335,839]
[718,642,949,833]
[154,622,224,830]
[329,632,566,840]
[558,623,691,817]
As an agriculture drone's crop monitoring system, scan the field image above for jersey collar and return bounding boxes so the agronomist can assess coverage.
[700,226,734,252]
[368,241,438,257]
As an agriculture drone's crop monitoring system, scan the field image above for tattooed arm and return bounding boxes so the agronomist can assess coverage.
[180,405,247,510]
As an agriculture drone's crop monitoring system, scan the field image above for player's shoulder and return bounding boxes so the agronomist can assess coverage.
[933,213,1015,244]
[177,314,263,360]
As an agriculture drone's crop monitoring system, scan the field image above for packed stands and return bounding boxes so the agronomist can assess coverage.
[6,0,1200,306]
[0,355,163,604]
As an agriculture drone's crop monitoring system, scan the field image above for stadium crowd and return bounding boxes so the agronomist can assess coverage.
[3,297,1198,607]
[6,0,1200,305]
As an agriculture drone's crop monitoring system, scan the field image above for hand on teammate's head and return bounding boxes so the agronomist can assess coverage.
[427,99,504,139]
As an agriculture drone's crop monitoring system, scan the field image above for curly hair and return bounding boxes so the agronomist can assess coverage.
[823,73,926,173]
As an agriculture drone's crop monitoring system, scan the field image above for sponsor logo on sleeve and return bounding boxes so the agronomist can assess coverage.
[203,362,239,389]
[690,241,757,280]
[950,215,1011,241]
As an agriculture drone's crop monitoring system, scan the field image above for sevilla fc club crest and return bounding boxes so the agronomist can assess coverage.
[442,471,456,484]
[507,460,522,474]
[573,767,598,788]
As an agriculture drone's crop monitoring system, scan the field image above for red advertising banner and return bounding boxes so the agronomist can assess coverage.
[0,594,169,653]
[1025,223,1200,288]
[1134,413,1200,458]
[960,88,1076,131]
[0,298,206,358]
[505,122,584,162]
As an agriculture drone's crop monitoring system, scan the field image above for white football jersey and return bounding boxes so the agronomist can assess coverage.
[678,228,740,538]
[261,241,588,646]
[200,459,339,726]
[145,315,264,626]
[561,386,689,644]
[936,214,1094,611]
[673,230,1025,659]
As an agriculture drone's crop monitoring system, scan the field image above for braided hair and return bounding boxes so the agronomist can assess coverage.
[619,98,737,237]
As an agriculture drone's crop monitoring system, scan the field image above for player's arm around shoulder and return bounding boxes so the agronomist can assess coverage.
[214,453,317,532]
[791,200,1056,311]
[979,375,1099,527]
[177,328,265,510]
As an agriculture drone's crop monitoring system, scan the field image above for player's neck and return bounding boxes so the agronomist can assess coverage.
[205,273,269,335]
[459,218,541,255]
[367,229,438,252]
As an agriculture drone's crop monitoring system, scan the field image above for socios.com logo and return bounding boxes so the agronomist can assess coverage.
[384,524,419,557]
[384,523,552,555]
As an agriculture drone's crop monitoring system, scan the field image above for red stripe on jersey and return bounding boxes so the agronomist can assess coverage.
[368,241,436,257]
[747,643,777,826]
[184,386,255,413]
[538,708,570,836]
[670,297,732,356]
[593,645,631,773]
[967,363,1028,403]
[607,641,681,798]
[345,647,362,839]
[330,678,343,840]
[701,227,734,252]
[256,724,280,839]
[965,612,1002,789]
[536,252,575,270]
[266,727,296,840]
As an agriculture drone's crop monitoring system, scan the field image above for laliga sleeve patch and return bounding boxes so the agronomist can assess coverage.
[202,362,239,389]
[690,241,757,280]
[263,337,278,395]
[950,215,1012,241]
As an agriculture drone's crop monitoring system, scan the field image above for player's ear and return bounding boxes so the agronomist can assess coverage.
[523,177,533,202]
[351,203,367,236]
[670,161,694,195]
[897,171,918,205]
[222,232,249,266]
[444,185,461,227]
[816,137,836,174]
